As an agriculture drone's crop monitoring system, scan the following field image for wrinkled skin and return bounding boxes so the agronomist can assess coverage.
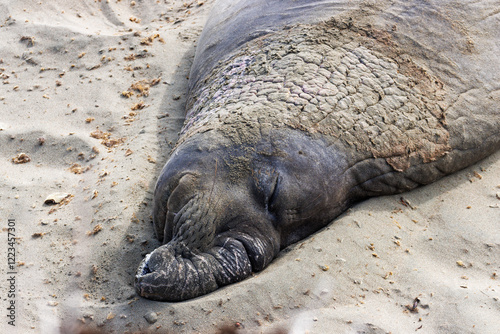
[135,0,500,301]
[136,130,356,301]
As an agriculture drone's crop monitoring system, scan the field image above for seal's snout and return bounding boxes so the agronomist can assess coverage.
[134,238,253,301]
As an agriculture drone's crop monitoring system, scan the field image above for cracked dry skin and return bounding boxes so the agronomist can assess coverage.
[135,18,500,301]
[181,22,450,172]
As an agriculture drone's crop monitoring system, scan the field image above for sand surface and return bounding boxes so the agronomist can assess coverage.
[1,1,499,333]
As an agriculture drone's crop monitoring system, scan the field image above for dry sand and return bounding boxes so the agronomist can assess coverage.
[1,1,499,333]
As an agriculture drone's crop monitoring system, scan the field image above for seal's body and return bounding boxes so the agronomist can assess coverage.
[135,0,500,301]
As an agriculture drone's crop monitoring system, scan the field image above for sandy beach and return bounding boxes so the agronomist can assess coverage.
[1,1,499,333]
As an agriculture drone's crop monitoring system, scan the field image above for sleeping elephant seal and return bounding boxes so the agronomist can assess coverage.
[135,0,500,301]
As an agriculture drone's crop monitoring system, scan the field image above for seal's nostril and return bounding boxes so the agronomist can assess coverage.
[138,253,152,276]
[141,262,151,275]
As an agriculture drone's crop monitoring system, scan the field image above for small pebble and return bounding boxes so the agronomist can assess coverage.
[44,192,71,204]
[144,311,158,324]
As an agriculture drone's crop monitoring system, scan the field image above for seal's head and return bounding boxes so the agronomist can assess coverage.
[135,129,349,301]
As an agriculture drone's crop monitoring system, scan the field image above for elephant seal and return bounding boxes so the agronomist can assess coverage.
[135,0,500,301]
